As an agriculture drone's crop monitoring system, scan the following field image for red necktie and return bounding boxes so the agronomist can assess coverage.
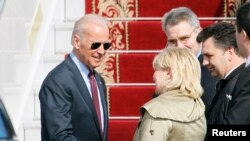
[88,70,102,133]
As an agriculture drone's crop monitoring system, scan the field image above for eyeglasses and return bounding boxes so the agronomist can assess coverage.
[167,27,198,46]
[91,42,111,50]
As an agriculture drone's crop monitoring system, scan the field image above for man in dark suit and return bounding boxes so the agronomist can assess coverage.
[39,14,111,141]
[223,2,250,124]
[196,22,245,125]
[161,7,217,111]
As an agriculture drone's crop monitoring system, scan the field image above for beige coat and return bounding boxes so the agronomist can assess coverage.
[133,90,206,141]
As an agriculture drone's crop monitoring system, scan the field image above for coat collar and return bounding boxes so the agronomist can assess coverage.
[141,90,205,122]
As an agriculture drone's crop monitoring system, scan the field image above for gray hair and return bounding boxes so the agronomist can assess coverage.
[161,7,200,33]
[71,14,109,45]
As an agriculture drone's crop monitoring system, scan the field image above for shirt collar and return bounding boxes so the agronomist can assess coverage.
[245,56,250,67]
[69,52,89,78]
[224,63,242,79]
[196,47,202,58]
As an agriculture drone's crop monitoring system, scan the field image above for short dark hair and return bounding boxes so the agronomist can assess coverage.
[197,22,240,55]
[236,2,250,38]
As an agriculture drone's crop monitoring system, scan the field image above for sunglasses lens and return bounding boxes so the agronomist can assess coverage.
[91,42,111,50]
[104,43,111,50]
[91,42,101,50]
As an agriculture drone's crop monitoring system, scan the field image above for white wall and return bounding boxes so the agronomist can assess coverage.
[0,0,84,84]
[0,0,85,140]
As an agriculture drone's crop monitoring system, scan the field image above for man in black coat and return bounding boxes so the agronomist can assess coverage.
[223,2,250,124]
[196,22,245,125]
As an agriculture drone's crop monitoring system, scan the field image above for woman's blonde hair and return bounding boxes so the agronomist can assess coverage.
[153,47,203,99]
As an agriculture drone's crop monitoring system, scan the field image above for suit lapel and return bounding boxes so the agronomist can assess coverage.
[206,63,245,114]
[225,63,245,81]
[65,57,93,108]
[65,57,103,138]
[94,71,108,140]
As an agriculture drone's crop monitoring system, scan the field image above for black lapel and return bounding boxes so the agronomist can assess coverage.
[206,63,246,114]
[65,57,102,136]
[224,63,246,81]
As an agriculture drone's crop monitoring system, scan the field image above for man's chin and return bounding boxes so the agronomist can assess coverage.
[211,73,218,78]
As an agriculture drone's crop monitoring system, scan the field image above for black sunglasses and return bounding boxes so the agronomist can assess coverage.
[91,42,111,50]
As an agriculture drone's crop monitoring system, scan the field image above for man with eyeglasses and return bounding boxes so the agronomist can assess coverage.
[160,7,217,111]
[39,14,111,141]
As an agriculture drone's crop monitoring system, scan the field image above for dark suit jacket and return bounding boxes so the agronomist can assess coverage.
[223,64,250,124]
[198,55,217,112]
[206,63,245,125]
[39,56,108,141]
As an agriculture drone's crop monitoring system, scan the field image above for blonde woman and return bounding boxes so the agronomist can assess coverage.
[133,47,206,141]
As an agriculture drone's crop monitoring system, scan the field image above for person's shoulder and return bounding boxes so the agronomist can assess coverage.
[232,65,250,95]
[42,59,73,85]
[238,65,250,80]
[243,64,250,72]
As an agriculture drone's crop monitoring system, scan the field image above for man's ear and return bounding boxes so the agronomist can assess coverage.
[195,26,202,35]
[242,30,249,41]
[227,47,234,54]
[197,26,203,32]
[227,47,234,62]
[73,35,81,49]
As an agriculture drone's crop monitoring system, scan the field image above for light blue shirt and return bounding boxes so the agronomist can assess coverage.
[70,52,91,94]
[69,52,104,131]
